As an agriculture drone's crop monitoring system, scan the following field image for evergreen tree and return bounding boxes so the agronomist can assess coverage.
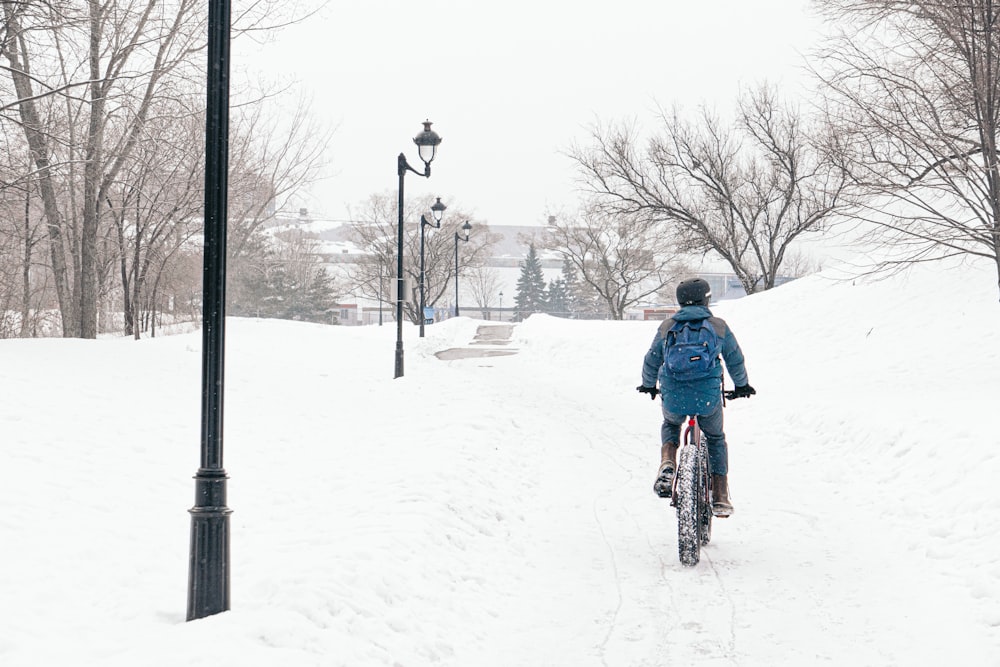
[546,278,569,316]
[229,232,339,324]
[513,244,547,321]
[285,267,339,323]
[560,256,595,317]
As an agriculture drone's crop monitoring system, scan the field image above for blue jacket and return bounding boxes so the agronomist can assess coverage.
[641,305,749,416]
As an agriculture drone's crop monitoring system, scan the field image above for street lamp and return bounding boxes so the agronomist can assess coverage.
[395,120,442,379]
[453,220,472,316]
[419,197,447,338]
[499,290,504,321]
[188,0,232,622]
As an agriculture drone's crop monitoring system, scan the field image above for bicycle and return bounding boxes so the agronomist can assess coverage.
[671,388,746,567]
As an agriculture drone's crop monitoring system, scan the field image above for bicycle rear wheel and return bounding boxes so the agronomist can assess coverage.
[697,436,712,546]
[675,443,700,566]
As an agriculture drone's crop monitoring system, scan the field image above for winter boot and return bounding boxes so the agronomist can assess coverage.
[711,474,734,517]
[653,442,678,498]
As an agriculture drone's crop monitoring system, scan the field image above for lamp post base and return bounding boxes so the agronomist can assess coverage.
[394,341,405,379]
[186,469,231,621]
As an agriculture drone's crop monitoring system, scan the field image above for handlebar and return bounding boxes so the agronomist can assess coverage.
[638,385,754,401]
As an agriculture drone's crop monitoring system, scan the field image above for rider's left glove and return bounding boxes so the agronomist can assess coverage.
[636,385,659,400]
[733,384,756,398]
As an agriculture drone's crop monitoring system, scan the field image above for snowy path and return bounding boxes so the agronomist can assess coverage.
[2,260,998,666]
[426,316,996,665]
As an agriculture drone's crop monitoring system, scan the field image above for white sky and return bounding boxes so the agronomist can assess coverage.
[235,1,823,227]
[2,256,998,664]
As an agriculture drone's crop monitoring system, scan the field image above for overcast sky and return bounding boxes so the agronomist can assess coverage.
[235,1,823,227]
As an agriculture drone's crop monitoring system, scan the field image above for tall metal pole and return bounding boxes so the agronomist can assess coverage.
[394,154,406,378]
[393,121,441,376]
[419,219,427,337]
[454,233,460,316]
[188,0,232,622]
[453,222,470,316]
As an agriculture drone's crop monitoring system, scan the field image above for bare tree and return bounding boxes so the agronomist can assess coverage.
[814,0,1000,299]
[0,190,23,336]
[0,0,329,337]
[2,0,82,335]
[544,208,690,320]
[148,243,202,334]
[95,97,203,336]
[348,192,495,323]
[226,92,333,261]
[345,192,399,316]
[468,265,503,320]
[0,136,55,338]
[0,0,207,337]
[570,84,853,294]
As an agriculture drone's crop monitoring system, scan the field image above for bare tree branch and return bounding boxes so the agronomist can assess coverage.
[543,207,690,319]
[568,84,854,293]
[814,0,1000,298]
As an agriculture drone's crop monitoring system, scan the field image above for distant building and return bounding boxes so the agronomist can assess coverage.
[265,212,794,324]
[334,303,360,326]
[699,273,797,301]
[642,307,678,321]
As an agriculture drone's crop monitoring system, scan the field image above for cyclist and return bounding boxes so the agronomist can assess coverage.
[636,277,755,517]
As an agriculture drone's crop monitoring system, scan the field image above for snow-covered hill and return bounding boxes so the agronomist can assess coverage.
[1,257,997,665]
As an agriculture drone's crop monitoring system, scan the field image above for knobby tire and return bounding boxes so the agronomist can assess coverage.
[698,437,712,546]
[675,443,700,566]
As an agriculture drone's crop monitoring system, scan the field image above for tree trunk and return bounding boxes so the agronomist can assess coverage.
[132,236,143,340]
[119,243,133,337]
[19,193,32,338]
[995,253,1000,303]
[78,0,106,339]
[1,6,78,336]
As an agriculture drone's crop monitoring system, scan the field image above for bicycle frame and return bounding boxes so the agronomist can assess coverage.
[676,385,732,508]
[671,385,727,502]
[670,417,712,503]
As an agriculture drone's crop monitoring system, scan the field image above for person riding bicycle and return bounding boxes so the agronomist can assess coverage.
[636,277,755,517]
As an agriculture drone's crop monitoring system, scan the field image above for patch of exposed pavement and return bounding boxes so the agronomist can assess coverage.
[434,324,518,360]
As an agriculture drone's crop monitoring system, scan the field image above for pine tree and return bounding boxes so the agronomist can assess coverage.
[285,267,339,323]
[228,232,339,324]
[513,244,547,321]
[560,256,595,317]
[546,278,568,316]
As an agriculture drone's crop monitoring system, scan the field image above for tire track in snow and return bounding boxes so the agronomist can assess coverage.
[479,328,739,664]
[565,418,633,665]
[591,493,624,667]
[584,418,683,667]
[600,409,740,665]
[702,550,739,662]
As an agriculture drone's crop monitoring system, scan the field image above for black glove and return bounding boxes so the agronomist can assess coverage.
[636,385,659,400]
[732,384,756,398]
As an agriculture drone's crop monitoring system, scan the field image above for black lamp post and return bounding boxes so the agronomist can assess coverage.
[419,197,447,338]
[395,120,442,378]
[188,0,232,622]
[453,220,472,316]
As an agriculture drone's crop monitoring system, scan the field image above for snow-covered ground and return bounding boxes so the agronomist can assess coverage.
[1,257,998,666]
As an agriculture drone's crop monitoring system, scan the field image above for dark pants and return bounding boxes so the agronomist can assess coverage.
[660,401,728,475]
